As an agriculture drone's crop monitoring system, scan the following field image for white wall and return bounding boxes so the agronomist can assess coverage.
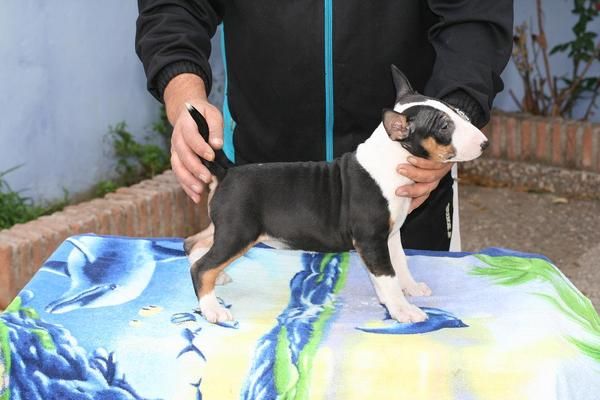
[0,1,160,203]
[0,1,597,205]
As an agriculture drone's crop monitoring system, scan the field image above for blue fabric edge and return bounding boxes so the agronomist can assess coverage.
[404,247,554,264]
[54,233,555,264]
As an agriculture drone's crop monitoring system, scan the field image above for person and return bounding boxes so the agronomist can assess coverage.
[135,0,513,251]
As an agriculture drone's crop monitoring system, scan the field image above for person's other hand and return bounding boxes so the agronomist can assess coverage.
[164,74,224,203]
[395,156,453,213]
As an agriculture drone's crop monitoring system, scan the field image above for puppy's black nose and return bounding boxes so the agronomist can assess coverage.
[480,140,490,151]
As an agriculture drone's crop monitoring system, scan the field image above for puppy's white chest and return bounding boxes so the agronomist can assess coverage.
[388,194,411,229]
[355,127,413,229]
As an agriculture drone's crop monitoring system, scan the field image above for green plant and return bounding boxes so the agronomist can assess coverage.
[511,0,600,120]
[94,179,119,197]
[0,107,171,230]
[152,104,173,146]
[112,121,169,183]
[0,166,69,230]
[94,106,173,196]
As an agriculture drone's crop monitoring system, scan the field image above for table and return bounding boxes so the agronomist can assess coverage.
[1,234,599,399]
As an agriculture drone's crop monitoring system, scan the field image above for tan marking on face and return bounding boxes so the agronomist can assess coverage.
[420,137,456,162]
[197,241,258,297]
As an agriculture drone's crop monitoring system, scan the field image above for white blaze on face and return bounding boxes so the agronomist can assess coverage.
[393,99,488,162]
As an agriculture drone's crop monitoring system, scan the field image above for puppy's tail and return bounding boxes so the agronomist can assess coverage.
[186,103,234,181]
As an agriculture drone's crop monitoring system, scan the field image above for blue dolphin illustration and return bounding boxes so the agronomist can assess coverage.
[357,307,468,335]
[42,235,185,314]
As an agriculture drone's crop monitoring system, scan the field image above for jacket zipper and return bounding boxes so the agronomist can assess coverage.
[324,0,334,161]
[220,24,236,162]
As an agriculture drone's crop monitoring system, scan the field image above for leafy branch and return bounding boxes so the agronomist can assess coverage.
[96,106,173,197]
[511,0,600,120]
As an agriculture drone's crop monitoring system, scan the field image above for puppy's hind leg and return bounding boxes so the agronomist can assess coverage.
[184,223,215,256]
[191,227,259,323]
[186,223,233,286]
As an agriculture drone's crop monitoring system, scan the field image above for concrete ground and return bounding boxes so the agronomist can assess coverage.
[459,183,600,310]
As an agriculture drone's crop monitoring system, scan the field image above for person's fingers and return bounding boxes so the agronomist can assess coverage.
[204,105,224,150]
[395,180,439,198]
[397,164,442,183]
[182,185,201,204]
[171,151,204,203]
[178,113,215,161]
[397,161,452,183]
[406,156,449,170]
[409,195,429,213]
[172,123,213,184]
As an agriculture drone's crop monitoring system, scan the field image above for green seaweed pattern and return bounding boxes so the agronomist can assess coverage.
[0,296,43,400]
[242,252,350,400]
[471,254,600,362]
[275,253,350,399]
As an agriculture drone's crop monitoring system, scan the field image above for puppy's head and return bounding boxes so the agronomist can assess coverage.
[383,65,489,162]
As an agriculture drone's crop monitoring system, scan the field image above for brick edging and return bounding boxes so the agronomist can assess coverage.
[460,111,600,199]
[483,111,600,172]
[458,159,600,200]
[0,170,208,308]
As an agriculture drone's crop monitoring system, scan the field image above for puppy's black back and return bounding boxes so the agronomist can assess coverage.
[209,153,390,253]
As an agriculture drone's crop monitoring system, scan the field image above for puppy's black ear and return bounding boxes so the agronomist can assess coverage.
[383,109,410,141]
[391,65,415,102]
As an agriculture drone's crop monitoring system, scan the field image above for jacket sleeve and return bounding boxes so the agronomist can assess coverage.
[424,0,513,127]
[135,0,221,101]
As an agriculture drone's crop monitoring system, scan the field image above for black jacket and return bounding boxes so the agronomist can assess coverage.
[136,0,513,164]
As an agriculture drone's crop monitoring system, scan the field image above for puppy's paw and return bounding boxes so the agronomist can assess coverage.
[387,303,428,323]
[403,281,432,297]
[215,271,233,286]
[199,295,233,323]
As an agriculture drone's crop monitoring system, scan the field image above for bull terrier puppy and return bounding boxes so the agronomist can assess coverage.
[185,65,488,324]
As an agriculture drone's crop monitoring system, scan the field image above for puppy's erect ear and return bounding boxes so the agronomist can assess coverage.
[391,65,415,102]
[382,109,410,141]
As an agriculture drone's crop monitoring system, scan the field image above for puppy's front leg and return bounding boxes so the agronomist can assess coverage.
[388,231,432,297]
[355,239,427,323]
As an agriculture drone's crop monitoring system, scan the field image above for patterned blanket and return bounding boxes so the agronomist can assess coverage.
[1,234,599,399]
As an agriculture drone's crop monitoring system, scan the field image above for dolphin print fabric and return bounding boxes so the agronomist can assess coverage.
[1,233,599,399]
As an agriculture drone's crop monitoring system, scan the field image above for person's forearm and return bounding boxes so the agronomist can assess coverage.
[163,73,209,125]
[135,0,220,101]
[424,0,513,126]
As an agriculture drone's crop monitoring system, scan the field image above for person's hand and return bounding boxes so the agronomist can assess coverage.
[395,156,453,213]
[164,74,224,203]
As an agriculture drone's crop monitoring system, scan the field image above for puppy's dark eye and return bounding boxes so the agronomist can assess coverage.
[441,123,448,130]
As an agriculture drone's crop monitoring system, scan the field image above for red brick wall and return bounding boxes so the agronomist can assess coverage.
[0,171,208,308]
[482,112,600,172]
